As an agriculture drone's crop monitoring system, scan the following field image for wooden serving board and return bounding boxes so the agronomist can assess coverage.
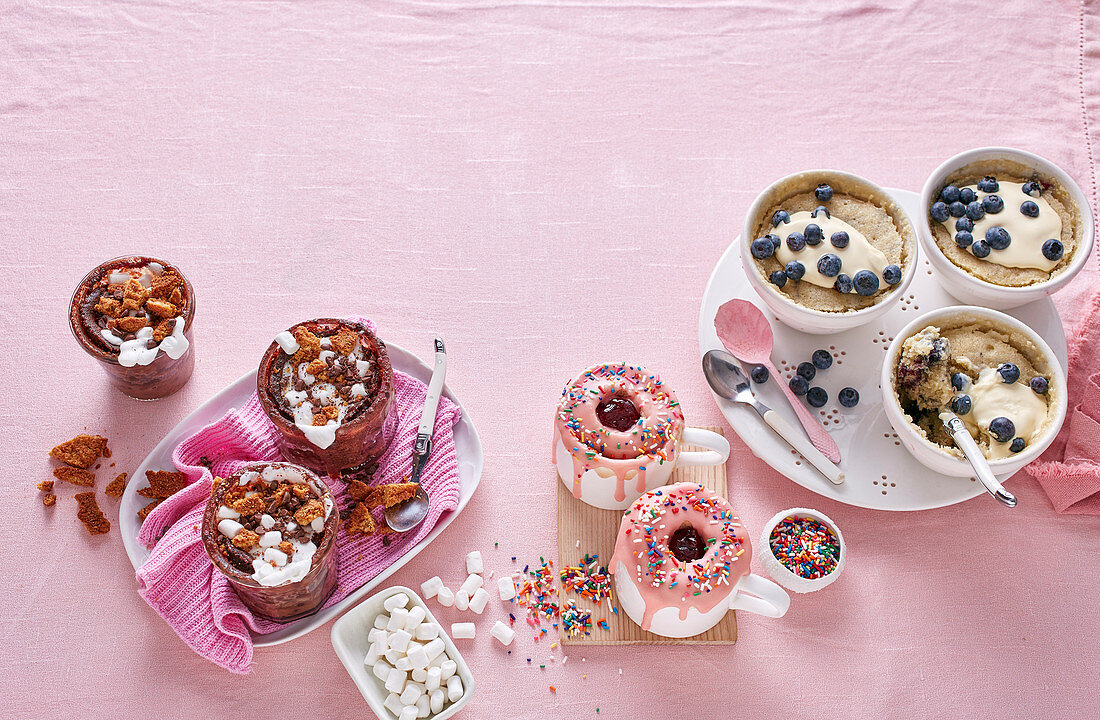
[555,427,735,645]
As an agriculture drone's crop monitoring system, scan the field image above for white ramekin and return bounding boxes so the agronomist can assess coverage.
[918,147,1095,310]
[741,169,919,334]
[757,508,846,594]
[880,306,1067,478]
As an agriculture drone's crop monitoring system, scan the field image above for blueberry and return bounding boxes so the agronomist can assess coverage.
[812,349,833,370]
[930,201,949,223]
[1021,180,1042,197]
[853,269,880,296]
[949,201,967,218]
[951,372,968,391]
[769,270,788,288]
[811,205,831,219]
[951,394,972,415]
[833,274,853,293]
[750,365,770,384]
[989,416,1016,443]
[882,264,902,285]
[940,185,961,203]
[817,253,842,277]
[982,194,1004,214]
[1020,200,1040,218]
[955,217,974,233]
[978,175,999,193]
[806,386,828,408]
[1042,238,1064,261]
[789,375,809,396]
[830,231,849,248]
[837,386,859,408]
[786,232,807,252]
[965,200,985,221]
[1010,438,1026,453]
[959,187,977,204]
[785,261,805,281]
[751,237,776,259]
[998,363,1020,383]
[772,210,790,226]
[971,241,991,258]
[1029,376,1049,395]
[955,231,974,248]
[815,183,834,202]
[985,226,1011,250]
[796,362,817,382]
[805,223,824,246]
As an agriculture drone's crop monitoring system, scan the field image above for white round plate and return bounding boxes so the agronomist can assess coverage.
[698,187,1068,511]
[119,341,483,646]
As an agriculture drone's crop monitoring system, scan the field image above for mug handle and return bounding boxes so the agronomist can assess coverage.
[729,573,790,618]
[677,427,731,467]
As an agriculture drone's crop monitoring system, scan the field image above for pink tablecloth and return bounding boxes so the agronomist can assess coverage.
[5,1,1099,718]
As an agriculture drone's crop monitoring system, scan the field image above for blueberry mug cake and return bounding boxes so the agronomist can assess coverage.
[748,173,915,313]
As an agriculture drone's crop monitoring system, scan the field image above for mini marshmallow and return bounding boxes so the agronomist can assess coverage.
[436,587,454,607]
[368,627,387,644]
[217,519,243,538]
[420,576,444,599]
[384,593,410,612]
[384,649,402,666]
[426,665,442,691]
[414,623,439,642]
[395,656,413,672]
[416,695,430,719]
[384,667,406,693]
[404,605,426,630]
[372,660,393,681]
[451,622,475,639]
[407,644,429,670]
[440,659,457,680]
[399,684,422,706]
[388,629,412,653]
[273,330,300,354]
[411,668,428,683]
[374,614,389,630]
[259,513,275,530]
[468,587,490,614]
[465,550,483,575]
[454,590,469,611]
[459,574,483,596]
[490,620,516,646]
[447,675,463,702]
[424,638,446,663]
[259,530,282,548]
[428,654,444,670]
[365,639,385,663]
[310,517,325,532]
[429,689,444,714]
[497,575,517,601]
[216,506,240,520]
[387,608,410,630]
[262,547,287,566]
[398,707,417,720]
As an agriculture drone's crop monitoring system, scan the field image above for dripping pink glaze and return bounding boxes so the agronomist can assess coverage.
[552,363,685,501]
[610,482,751,631]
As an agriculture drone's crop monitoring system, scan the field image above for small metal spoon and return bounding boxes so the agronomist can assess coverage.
[940,411,1018,507]
[385,338,447,532]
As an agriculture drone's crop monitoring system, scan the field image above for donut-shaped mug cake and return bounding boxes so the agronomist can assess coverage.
[552,363,730,510]
[610,483,789,637]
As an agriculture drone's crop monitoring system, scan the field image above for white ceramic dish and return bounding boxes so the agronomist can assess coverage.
[119,342,484,646]
[880,306,1068,478]
[740,169,919,334]
[699,187,1069,511]
[331,586,474,720]
[757,508,846,594]
[918,147,1095,309]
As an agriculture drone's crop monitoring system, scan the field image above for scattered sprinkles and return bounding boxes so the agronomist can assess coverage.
[769,516,840,579]
[560,553,614,606]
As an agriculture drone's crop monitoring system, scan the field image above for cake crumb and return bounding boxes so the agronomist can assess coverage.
[105,473,128,498]
[53,466,95,487]
[75,492,111,535]
[50,434,109,469]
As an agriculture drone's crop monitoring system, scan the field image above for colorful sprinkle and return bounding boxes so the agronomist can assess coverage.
[769,516,840,579]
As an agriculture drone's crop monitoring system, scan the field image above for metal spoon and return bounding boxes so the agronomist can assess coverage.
[703,349,844,485]
[385,338,447,532]
[939,411,1018,507]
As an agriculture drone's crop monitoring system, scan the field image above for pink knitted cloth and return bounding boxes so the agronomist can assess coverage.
[135,330,462,673]
[1029,289,1100,514]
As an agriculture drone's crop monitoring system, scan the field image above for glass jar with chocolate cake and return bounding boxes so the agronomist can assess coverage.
[201,462,339,621]
[68,255,195,399]
[257,319,396,475]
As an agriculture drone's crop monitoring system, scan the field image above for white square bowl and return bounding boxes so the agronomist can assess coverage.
[331,585,475,719]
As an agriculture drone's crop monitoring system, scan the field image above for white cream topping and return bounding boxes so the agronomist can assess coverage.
[938,181,1061,271]
[958,366,1048,460]
[773,211,890,289]
[104,317,189,367]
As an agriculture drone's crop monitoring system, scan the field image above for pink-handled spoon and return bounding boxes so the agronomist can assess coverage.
[714,299,842,463]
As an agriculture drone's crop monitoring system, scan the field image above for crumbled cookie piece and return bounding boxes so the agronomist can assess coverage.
[37,480,54,492]
[152,319,174,343]
[232,529,260,550]
[75,492,111,535]
[43,494,56,507]
[149,269,184,300]
[344,502,378,535]
[138,470,188,499]
[50,434,109,469]
[330,329,359,356]
[229,493,267,515]
[346,479,372,502]
[109,315,147,334]
[278,540,294,555]
[312,406,339,426]
[94,296,124,318]
[137,500,161,522]
[104,473,128,498]
[54,466,95,487]
[145,298,177,318]
[290,327,322,365]
[293,499,325,526]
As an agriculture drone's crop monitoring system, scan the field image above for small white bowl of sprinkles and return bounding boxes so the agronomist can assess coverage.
[757,508,845,594]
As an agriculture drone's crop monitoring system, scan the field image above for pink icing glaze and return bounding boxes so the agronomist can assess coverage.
[610,482,751,631]
[552,363,686,502]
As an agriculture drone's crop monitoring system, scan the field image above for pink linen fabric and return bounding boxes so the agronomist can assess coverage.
[6,1,1100,719]
[135,368,462,673]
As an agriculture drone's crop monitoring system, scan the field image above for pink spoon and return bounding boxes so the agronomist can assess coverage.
[714,298,842,463]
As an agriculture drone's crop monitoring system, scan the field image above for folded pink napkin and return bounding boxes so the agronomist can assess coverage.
[1029,290,1100,514]
[135,327,462,673]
